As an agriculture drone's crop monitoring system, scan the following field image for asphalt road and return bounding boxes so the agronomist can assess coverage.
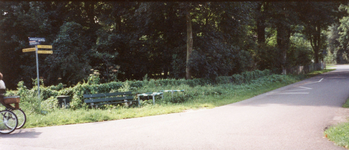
[1,65,349,150]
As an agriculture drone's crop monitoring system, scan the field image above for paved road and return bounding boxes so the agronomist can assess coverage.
[1,65,349,150]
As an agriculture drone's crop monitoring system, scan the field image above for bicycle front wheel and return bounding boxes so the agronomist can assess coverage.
[0,110,18,134]
[11,109,26,129]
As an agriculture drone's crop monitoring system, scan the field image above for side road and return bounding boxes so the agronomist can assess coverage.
[1,66,349,150]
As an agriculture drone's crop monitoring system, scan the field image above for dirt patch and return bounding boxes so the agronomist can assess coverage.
[326,107,349,130]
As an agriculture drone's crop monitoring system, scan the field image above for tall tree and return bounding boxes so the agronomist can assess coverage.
[326,24,340,64]
[189,2,256,78]
[256,2,269,45]
[267,2,300,74]
[0,2,52,88]
[298,2,341,63]
[185,5,193,79]
[45,22,91,85]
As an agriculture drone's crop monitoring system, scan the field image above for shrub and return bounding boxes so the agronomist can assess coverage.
[10,68,279,110]
[231,69,271,84]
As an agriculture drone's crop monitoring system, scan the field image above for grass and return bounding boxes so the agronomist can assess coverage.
[306,69,335,77]
[1,69,333,129]
[343,97,349,108]
[325,123,349,149]
[326,65,337,69]
[21,81,292,128]
[324,97,349,149]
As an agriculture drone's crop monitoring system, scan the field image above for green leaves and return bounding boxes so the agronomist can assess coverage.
[45,21,91,86]
[0,1,343,89]
[231,69,270,84]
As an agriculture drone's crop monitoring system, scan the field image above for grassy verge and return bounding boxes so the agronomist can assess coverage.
[326,65,337,69]
[306,69,335,78]
[324,97,349,149]
[1,70,332,129]
[325,123,349,149]
[22,81,293,128]
[344,97,349,108]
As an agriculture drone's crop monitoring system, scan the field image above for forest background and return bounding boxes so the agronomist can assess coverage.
[0,1,349,89]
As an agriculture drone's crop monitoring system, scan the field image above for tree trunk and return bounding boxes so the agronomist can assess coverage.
[163,67,169,79]
[186,8,193,79]
[309,23,322,64]
[257,3,266,45]
[314,23,321,63]
[277,23,290,75]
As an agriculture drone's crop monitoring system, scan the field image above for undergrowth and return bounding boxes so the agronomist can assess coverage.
[0,69,314,128]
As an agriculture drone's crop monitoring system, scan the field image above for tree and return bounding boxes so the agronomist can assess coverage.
[0,1,339,89]
[269,2,296,74]
[185,5,193,79]
[326,24,340,64]
[298,2,341,64]
[338,17,349,63]
[189,2,256,78]
[256,2,269,45]
[45,22,91,85]
[0,2,52,88]
[262,2,302,74]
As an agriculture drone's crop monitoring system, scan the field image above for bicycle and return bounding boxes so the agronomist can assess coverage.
[6,107,26,129]
[0,109,18,134]
[0,96,26,134]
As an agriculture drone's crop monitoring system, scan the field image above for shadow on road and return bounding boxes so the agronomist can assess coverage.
[0,129,41,138]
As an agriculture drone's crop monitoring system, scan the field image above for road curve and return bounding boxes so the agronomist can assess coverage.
[1,65,349,150]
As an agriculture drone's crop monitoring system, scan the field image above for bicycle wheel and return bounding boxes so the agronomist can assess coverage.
[0,110,18,134]
[11,109,26,129]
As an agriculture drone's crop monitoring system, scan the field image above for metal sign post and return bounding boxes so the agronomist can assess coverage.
[35,45,40,99]
[24,37,53,101]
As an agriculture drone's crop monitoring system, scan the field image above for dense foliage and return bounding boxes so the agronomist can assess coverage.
[326,4,349,64]
[0,69,307,128]
[4,69,293,111]
[0,2,346,89]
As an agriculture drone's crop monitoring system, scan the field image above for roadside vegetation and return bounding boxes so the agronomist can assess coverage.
[306,69,336,77]
[326,65,337,69]
[1,2,346,92]
[325,97,349,149]
[0,69,334,128]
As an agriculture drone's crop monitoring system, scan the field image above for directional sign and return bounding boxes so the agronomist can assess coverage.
[22,48,36,52]
[37,45,52,49]
[29,41,40,46]
[25,37,51,101]
[28,37,45,42]
[29,37,45,46]
[37,50,53,54]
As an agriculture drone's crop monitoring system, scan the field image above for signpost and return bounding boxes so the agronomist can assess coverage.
[28,37,45,46]
[37,50,53,54]
[22,48,36,52]
[37,45,52,49]
[23,37,53,100]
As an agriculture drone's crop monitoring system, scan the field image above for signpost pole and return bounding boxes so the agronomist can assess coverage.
[35,45,40,100]
[24,37,53,113]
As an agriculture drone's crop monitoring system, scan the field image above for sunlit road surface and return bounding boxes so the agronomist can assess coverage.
[1,65,349,150]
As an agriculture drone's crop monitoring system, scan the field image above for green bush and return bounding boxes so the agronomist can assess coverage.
[8,69,282,112]
[41,96,59,110]
[231,69,271,84]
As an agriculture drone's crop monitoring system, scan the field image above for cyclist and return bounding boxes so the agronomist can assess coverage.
[0,72,14,109]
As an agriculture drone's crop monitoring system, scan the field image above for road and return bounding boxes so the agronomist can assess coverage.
[1,65,349,150]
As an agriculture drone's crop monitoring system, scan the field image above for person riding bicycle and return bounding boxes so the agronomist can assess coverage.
[0,72,14,109]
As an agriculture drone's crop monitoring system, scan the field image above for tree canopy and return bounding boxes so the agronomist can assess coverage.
[0,1,346,89]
